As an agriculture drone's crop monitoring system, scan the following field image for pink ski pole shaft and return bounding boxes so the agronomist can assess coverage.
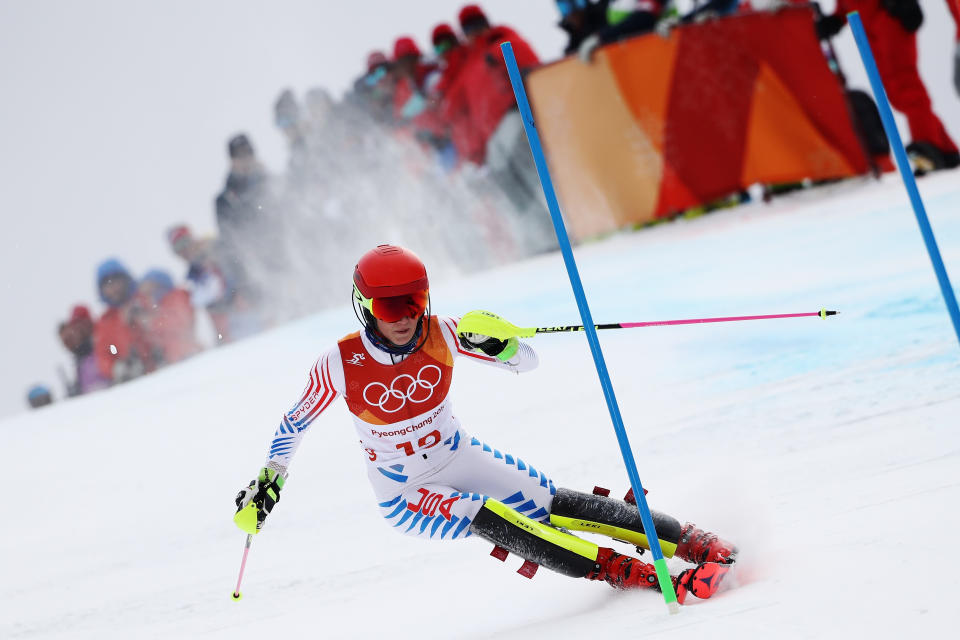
[231,534,253,601]
[619,310,837,329]
[533,310,837,334]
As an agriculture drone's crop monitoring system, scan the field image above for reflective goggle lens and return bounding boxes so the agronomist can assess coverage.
[365,289,429,322]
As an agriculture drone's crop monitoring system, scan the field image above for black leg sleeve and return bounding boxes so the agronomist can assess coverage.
[469,499,600,578]
[548,488,683,556]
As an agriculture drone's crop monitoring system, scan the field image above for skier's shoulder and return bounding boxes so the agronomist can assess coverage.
[433,313,460,327]
[433,314,461,339]
[298,344,347,397]
[336,329,363,346]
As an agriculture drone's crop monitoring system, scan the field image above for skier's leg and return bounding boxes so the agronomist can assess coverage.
[470,498,598,577]
[372,436,720,598]
[468,496,728,600]
[377,481,485,541]
[549,488,737,565]
[434,433,556,521]
[372,464,658,589]
[437,436,665,591]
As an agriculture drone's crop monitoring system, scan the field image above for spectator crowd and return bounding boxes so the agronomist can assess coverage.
[26,1,960,409]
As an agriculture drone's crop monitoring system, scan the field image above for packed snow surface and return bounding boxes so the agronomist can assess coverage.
[3,172,959,639]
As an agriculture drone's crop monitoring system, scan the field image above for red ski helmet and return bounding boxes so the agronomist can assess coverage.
[353,245,429,323]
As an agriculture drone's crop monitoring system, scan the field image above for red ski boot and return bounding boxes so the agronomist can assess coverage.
[587,547,660,590]
[675,523,737,565]
[673,562,732,604]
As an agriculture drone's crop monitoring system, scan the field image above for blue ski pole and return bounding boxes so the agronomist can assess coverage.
[848,11,960,347]
[499,42,679,613]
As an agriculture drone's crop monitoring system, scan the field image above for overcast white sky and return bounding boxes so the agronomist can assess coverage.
[1,0,957,419]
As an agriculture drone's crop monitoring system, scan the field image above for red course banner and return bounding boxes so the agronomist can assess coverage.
[525,7,870,240]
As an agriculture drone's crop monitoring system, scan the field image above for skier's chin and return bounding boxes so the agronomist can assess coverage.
[387,328,414,345]
[377,316,420,346]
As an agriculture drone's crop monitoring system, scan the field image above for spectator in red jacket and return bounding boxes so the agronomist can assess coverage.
[138,269,202,366]
[392,37,432,123]
[58,304,110,396]
[392,36,456,168]
[819,0,959,171]
[93,259,155,383]
[437,22,486,164]
[430,24,469,102]
[444,5,556,254]
[429,23,473,170]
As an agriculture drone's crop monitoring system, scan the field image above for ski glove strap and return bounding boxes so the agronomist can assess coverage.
[459,332,519,362]
[234,467,286,534]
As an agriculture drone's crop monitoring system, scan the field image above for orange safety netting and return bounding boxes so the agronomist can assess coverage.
[525,7,870,240]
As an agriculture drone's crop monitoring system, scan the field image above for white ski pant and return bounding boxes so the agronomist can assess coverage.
[368,429,556,541]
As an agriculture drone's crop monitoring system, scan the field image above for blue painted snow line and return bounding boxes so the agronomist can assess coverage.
[499,43,672,573]
[848,12,960,348]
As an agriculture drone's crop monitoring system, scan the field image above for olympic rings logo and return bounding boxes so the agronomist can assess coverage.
[362,365,443,413]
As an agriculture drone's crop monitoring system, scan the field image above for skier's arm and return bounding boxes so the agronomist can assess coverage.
[439,316,538,374]
[234,347,343,534]
[265,347,343,475]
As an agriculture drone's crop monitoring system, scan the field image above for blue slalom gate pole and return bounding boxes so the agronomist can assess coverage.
[848,11,960,347]
[500,42,679,613]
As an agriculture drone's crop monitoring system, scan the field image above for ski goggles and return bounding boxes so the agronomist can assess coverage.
[355,287,429,322]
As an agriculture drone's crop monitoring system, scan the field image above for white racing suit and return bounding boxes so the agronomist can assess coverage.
[265,315,555,540]
[263,314,701,587]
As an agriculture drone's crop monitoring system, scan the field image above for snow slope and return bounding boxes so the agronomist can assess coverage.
[3,170,960,639]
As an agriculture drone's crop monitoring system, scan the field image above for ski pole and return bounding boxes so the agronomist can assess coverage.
[458,309,837,341]
[539,309,837,332]
[501,42,680,614]
[231,534,253,601]
[847,11,960,348]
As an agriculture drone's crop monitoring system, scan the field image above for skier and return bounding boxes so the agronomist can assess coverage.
[234,244,736,602]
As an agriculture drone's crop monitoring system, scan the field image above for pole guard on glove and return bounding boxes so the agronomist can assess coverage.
[234,467,286,534]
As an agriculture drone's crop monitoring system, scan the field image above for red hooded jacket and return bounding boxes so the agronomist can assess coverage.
[433,44,485,164]
[441,25,540,164]
[93,305,155,381]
